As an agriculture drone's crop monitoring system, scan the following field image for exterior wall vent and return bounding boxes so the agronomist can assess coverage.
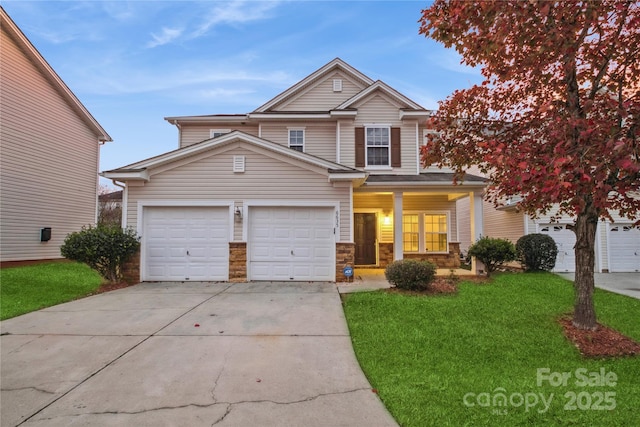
[233,155,245,173]
[333,79,343,92]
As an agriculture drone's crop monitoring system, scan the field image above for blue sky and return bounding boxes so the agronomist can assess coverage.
[3,1,482,188]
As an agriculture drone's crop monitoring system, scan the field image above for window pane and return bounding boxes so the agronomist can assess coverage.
[403,215,419,252]
[367,147,389,165]
[424,214,447,252]
[289,130,304,151]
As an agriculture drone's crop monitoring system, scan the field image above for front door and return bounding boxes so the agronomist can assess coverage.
[355,213,377,265]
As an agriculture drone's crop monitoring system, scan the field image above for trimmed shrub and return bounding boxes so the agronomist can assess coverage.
[467,236,517,277]
[516,233,558,271]
[385,259,437,291]
[61,225,140,283]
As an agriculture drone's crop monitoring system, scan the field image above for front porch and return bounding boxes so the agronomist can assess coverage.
[352,174,485,274]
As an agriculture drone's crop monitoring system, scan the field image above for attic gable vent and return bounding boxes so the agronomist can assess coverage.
[333,79,343,92]
[233,155,245,173]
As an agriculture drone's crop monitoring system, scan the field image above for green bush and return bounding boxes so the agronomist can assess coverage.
[61,225,140,283]
[467,236,516,277]
[516,233,558,271]
[385,259,436,291]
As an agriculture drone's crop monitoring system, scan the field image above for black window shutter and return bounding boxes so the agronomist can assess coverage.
[355,127,365,167]
[391,127,401,167]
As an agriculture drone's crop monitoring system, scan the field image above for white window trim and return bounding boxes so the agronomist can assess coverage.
[364,124,391,168]
[402,211,450,254]
[288,128,305,152]
[210,129,231,138]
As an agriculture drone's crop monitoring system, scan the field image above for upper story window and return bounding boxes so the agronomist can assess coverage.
[366,126,390,167]
[210,129,231,138]
[355,126,400,169]
[288,129,305,152]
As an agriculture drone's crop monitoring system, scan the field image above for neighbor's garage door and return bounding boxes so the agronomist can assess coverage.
[249,207,335,281]
[608,224,640,272]
[144,207,230,281]
[540,224,575,272]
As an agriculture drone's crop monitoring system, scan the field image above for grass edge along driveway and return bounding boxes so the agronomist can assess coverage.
[0,262,102,320]
[342,272,640,427]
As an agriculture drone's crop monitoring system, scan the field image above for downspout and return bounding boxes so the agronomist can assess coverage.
[110,179,128,228]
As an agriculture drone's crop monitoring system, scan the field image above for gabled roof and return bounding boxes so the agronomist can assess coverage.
[253,58,375,113]
[0,7,111,142]
[101,131,366,182]
[335,80,426,111]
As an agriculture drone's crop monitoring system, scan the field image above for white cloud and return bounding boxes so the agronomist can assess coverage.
[147,27,184,48]
[191,0,281,38]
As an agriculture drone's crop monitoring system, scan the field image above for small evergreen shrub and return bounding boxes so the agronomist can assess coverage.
[385,259,436,291]
[61,225,140,283]
[467,236,516,277]
[516,233,558,271]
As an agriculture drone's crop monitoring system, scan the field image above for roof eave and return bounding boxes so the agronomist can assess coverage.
[100,169,150,181]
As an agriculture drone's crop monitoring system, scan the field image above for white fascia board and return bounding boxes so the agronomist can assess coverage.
[330,110,358,117]
[400,110,433,120]
[101,170,149,181]
[328,172,367,181]
[362,181,487,189]
[164,115,249,124]
[248,113,332,120]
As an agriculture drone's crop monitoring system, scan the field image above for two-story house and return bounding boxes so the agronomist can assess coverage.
[102,59,487,282]
[0,7,111,264]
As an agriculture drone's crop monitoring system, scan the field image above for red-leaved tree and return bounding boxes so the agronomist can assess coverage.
[419,0,639,330]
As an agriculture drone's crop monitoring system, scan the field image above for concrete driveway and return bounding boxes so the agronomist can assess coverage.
[556,272,640,300]
[1,282,397,427]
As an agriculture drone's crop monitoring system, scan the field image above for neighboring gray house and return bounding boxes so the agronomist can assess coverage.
[0,7,111,264]
[103,59,487,282]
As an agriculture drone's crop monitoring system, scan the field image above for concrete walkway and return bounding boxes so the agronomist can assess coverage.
[1,282,398,427]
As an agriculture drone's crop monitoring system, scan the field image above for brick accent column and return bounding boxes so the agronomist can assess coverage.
[121,249,140,284]
[378,243,394,268]
[229,242,247,282]
[335,243,355,282]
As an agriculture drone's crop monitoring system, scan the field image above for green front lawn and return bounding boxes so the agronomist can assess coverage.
[342,272,640,426]
[0,262,103,320]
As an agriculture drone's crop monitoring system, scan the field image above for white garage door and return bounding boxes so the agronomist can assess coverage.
[540,224,575,272]
[609,224,640,272]
[144,207,230,281]
[249,207,335,281]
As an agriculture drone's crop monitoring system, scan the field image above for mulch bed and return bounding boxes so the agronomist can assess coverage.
[385,277,460,296]
[559,316,640,358]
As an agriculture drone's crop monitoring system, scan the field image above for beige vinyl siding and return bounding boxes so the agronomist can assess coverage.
[482,203,525,243]
[1,27,99,262]
[179,124,259,148]
[456,197,471,252]
[259,124,336,162]
[277,71,366,111]
[125,143,352,241]
[342,93,417,174]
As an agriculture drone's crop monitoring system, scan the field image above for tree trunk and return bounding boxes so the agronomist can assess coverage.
[571,203,598,330]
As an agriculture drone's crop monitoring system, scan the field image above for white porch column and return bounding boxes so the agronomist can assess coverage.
[469,191,485,274]
[393,191,403,261]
